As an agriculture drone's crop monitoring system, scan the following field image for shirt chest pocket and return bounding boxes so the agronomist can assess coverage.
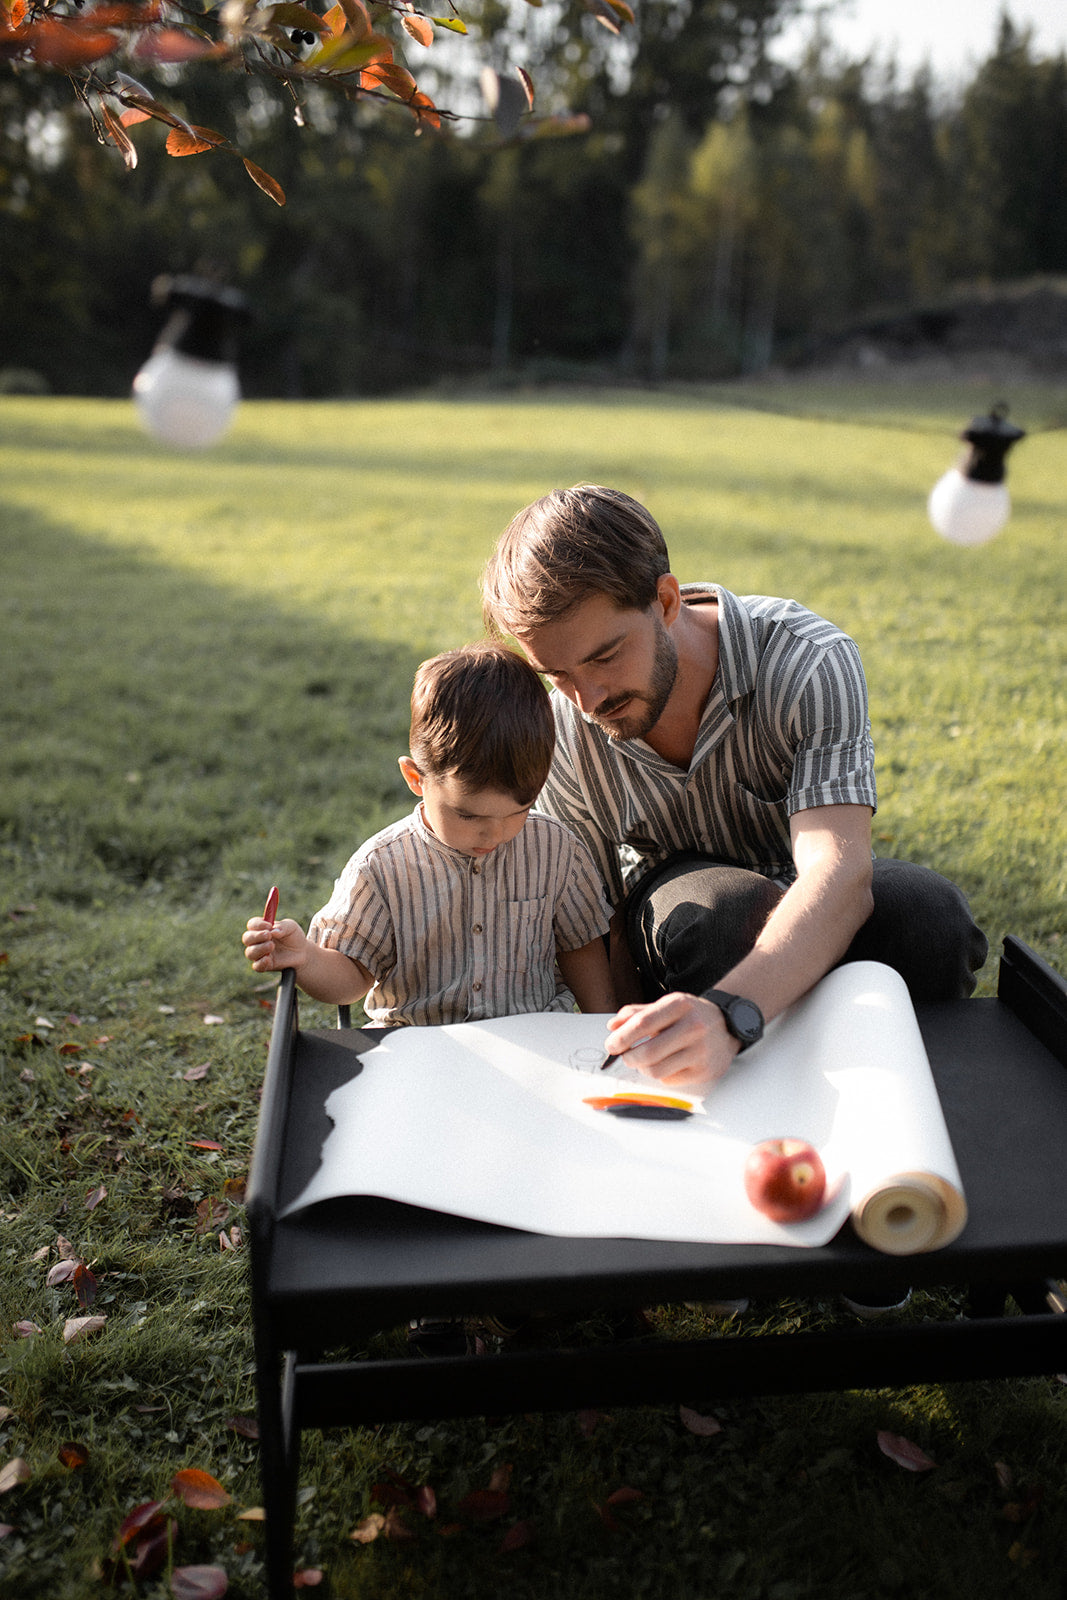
[503,897,554,972]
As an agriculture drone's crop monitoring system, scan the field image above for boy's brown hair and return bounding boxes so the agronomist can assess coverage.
[482,484,670,637]
[409,643,555,805]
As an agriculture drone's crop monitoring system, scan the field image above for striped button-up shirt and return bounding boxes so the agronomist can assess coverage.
[308,806,611,1026]
[536,585,877,905]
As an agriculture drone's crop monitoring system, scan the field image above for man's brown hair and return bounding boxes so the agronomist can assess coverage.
[482,484,670,636]
[409,643,554,804]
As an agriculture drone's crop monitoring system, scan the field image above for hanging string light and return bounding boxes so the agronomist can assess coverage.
[927,404,1027,546]
[133,276,248,450]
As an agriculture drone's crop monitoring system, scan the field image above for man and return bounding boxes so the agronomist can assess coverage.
[482,484,988,1093]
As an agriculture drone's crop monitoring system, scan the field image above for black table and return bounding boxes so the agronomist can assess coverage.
[247,937,1067,1598]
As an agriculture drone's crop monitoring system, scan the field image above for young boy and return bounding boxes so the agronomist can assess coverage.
[243,642,616,1023]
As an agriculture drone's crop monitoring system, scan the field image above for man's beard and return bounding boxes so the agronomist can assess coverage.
[590,622,678,742]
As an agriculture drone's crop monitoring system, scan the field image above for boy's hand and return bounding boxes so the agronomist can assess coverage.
[242,916,308,974]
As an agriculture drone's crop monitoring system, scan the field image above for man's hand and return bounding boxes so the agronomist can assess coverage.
[603,991,743,1090]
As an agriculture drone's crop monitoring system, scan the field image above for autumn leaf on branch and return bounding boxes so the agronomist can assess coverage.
[2,0,617,196]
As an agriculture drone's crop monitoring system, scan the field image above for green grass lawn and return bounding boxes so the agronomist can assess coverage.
[1,383,1065,1599]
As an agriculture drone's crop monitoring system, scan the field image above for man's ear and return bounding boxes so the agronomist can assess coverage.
[398,756,424,796]
[656,573,683,625]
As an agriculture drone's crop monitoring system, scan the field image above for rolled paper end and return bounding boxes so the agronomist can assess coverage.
[851,1170,968,1256]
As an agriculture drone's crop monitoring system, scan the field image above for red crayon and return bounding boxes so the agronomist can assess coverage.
[263,886,279,927]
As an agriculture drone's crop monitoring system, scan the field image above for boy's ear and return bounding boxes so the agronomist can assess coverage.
[398,756,424,796]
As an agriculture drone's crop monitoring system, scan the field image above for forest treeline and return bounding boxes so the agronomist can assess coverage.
[3,4,1066,396]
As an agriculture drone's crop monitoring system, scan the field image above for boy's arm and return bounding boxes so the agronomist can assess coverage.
[557,937,617,1014]
[243,916,374,1006]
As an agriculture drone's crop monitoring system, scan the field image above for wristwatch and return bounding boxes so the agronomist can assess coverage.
[703,990,764,1052]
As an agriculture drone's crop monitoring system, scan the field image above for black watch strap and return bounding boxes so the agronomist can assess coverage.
[703,989,764,1051]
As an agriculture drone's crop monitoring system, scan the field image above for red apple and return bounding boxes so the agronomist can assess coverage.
[744,1138,826,1222]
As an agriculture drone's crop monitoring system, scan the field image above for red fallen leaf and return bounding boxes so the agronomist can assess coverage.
[594,1502,622,1532]
[415,1485,436,1518]
[605,1486,644,1506]
[189,1140,223,1151]
[113,1500,166,1549]
[59,1042,83,1055]
[58,1441,89,1469]
[46,1258,78,1287]
[487,1464,512,1493]
[242,159,286,206]
[457,1489,509,1522]
[293,1572,323,1590]
[222,1176,247,1204]
[679,1404,722,1437]
[171,1468,232,1510]
[225,1416,259,1440]
[74,1263,98,1309]
[128,1518,178,1580]
[876,1430,937,1471]
[171,1565,229,1600]
[0,1458,32,1494]
[0,1523,15,1538]
[499,1518,535,1552]
[85,1183,107,1211]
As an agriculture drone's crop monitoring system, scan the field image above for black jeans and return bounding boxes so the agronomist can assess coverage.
[626,853,989,1005]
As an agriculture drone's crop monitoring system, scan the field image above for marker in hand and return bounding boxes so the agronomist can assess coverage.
[263,885,279,928]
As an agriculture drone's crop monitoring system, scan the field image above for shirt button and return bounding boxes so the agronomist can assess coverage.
[472,863,481,875]
[472,923,483,934]
[472,980,482,992]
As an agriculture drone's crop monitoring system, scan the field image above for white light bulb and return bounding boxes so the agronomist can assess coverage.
[927,467,1010,547]
[133,348,240,450]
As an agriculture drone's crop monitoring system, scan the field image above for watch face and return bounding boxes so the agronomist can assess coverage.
[729,998,763,1042]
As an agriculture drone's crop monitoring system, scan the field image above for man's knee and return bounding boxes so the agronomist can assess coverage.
[845,858,988,1001]
[628,855,783,998]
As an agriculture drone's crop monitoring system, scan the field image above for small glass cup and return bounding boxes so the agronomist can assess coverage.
[569,1046,605,1075]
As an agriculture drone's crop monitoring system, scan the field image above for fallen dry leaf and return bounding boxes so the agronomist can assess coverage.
[84,1184,107,1212]
[63,1315,106,1343]
[46,1259,78,1287]
[236,1506,266,1522]
[184,1063,211,1082]
[171,1468,232,1510]
[350,1511,384,1543]
[876,1430,936,1471]
[457,1489,509,1521]
[171,1565,229,1600]
[679,1404,722,1437]
[293,1573,323,1589]
[58,1441,89,1469]
[499,1518,536,1552]
[605,1486,645,1505]
[226,1416,259,1440]
[12,1321,41,1339]
[0,1458,32,1494]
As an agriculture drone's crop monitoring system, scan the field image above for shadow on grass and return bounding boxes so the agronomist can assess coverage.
[1,498,424,910]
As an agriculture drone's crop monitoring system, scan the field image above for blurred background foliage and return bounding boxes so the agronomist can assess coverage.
[3,4,1067,396]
